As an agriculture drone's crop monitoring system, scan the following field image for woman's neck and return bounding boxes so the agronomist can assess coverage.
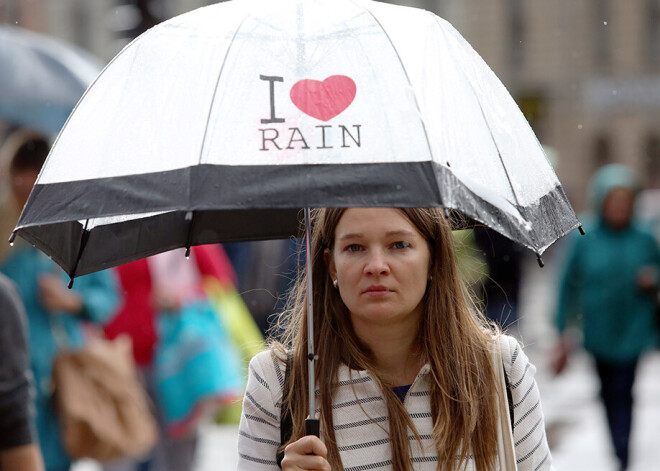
[353,315,424,386]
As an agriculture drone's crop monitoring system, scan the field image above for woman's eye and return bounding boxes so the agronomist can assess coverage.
[346,244,362,252]
[393,241,410,249]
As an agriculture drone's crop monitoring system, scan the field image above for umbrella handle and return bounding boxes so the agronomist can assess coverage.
[304,208,317,420]
[305,417,320,438]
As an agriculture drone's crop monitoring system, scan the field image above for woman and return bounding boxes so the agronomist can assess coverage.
[554,164,660,471]
[238,208,553,470]
[103,244,245,471]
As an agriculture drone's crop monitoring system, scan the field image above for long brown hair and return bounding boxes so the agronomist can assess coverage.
[273,208,499,470]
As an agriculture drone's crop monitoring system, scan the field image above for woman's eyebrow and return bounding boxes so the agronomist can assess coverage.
[385,230,416,237]
[337,232,362,241]
[337,230,416,241]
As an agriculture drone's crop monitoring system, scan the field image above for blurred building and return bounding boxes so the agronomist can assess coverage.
[0,0,222,60]
[3,0,659,208]
[432,0,660,209]
[388,0,660,208]
[1,1,114,59]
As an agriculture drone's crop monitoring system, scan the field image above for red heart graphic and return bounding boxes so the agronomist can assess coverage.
[290,75,356,122]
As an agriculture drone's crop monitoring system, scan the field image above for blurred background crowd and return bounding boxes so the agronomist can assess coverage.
[0,1,659,471]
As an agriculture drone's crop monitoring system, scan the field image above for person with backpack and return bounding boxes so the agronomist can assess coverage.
[238,207,554,470]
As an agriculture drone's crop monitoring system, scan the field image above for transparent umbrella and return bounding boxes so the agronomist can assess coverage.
[11,0,581,433]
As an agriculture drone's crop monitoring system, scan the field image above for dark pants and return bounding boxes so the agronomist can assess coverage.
[594,358,638,470]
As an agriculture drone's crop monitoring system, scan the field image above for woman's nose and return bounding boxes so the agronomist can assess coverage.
[364,249,390,275]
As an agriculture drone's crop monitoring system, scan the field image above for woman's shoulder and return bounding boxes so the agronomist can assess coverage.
[496,334,520,362]
[251,346,288,362]
[495,334,532,379]
[248,348,289,391]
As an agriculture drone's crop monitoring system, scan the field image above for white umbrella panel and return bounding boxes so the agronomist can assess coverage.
[14,0,580,279]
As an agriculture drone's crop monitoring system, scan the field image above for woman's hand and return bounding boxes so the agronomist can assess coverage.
[281,435,331,471]
[550,336,570,375]
[38,275,83,314]
[636,266,658,292]
[152,288,181,312]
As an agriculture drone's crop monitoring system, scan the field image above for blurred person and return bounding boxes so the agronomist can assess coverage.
[103,244,242,471]
[0,272,44,471]
[473,226,524,333]
[553,164,660,471]
[0,131,118,471]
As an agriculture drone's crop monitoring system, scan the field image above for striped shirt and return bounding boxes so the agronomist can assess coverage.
[238,335,554,470]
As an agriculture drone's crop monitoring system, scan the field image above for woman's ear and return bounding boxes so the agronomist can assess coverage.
[324,248,336,280]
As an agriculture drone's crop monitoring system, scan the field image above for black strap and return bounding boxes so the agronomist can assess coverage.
[276,358,514,468]
[277,352,294,468]
[503,364,515,430]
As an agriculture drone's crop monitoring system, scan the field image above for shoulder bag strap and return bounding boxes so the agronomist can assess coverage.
[491,341,518,470]
[503,366,514,431]
[277,351,294,468]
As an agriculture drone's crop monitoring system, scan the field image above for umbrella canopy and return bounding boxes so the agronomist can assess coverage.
[0,25,103,135]
[14,0,579,278]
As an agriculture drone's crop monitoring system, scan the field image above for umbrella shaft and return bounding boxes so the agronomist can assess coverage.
[304,208,316,420]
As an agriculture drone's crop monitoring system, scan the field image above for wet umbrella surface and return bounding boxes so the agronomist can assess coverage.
[14,0,579,279]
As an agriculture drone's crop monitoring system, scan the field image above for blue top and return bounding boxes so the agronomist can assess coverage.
[392,384,412,402]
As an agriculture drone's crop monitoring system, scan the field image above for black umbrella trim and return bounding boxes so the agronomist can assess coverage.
[16,162,578,277]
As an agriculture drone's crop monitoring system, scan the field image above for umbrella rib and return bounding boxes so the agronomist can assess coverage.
[196,13,251,169]
[190,10,251,218]
[355,2,436,172]
[68,218,90,286]
[475,102,522,209]
[438,18,523,210]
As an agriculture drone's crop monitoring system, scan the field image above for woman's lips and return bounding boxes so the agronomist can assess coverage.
[364,285,390,296]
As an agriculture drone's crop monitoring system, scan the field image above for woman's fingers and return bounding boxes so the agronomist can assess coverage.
[293,435,328,457]
[281,454,330,471]
[281,435,330,470]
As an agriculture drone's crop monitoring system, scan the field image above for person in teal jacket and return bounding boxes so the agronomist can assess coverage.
[553,164,660,471]
[0,131,118,471]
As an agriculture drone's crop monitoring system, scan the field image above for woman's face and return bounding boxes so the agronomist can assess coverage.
[602,187,634,230]
[327,208,431,333]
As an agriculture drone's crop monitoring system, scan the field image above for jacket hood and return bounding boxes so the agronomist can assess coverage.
[589,164,640,217]
[0,129,51,262]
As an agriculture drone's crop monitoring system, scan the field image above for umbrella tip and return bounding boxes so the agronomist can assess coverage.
[8,232,15,246]
[185,246,191,260]
[67,278,74,289]
[536,254,545,268]
[578,225,585,235]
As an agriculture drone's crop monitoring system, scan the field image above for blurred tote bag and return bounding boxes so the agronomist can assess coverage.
[52,334,157,461]
[154,300,244,438]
